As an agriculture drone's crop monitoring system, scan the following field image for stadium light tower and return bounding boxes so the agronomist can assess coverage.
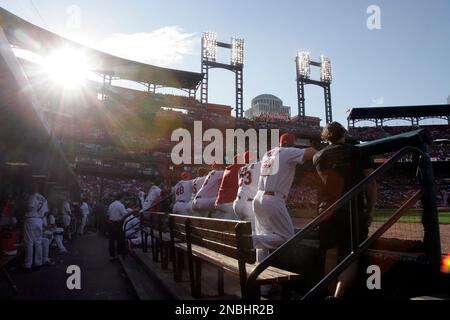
[202,32,217,62]
[295,51,333,123]
[201,32,244,118]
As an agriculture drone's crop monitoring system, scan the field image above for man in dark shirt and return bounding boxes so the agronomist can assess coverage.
[313,122,377,299]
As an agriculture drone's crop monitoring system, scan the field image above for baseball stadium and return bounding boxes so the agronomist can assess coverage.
[0,2,449,306]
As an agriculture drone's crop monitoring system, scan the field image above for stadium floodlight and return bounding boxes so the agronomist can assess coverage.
[320,55,332,83]
[231,37,244,66]
[202,32,217,62]
[296,51,310,79]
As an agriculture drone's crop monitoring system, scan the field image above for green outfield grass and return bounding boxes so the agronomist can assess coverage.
[290,208,450,224]
[372,209,450,224]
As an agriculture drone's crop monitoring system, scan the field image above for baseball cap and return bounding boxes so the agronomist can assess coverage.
[280,133,296,147]
[180,172,189,180]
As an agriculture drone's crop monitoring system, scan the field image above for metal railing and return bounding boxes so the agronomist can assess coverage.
[245,146,438,299]
[122,195,172,250]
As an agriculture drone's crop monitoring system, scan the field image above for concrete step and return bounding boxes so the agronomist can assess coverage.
[119,254,172,300]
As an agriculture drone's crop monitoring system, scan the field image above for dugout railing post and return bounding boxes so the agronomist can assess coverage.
[417,149,442,271]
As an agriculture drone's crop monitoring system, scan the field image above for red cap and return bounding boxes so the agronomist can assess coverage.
[280,133,296,147]
[180,172,189,180]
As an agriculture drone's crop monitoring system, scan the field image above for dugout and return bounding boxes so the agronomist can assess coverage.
[0,25,80,274]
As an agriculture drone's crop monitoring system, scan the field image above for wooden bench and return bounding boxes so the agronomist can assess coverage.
[141,212,171,270]
[168,214,301,299]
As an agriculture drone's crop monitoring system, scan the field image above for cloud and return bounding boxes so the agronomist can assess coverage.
[371,97,384,106]
[97,26,198,67]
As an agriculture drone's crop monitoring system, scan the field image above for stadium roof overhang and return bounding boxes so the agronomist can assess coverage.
[347,105,450,124]
[0,25,80,194]
[0,8,203,91]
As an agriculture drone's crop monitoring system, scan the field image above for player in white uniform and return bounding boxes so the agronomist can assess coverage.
[23,184,48,269]
[78,199,90,235]
[138,191,146,210]
[61,197,72,240]
[233,153,261,232]
[43,208,68,255]
[253,133,317,262]
[172,172,194,215]
[188,167,208,215]
[141,182,162,212]
[191,164,224,217]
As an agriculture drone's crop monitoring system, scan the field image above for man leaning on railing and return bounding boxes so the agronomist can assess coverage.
[313,121,377,300]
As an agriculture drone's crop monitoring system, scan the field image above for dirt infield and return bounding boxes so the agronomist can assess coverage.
[292,218,450,254]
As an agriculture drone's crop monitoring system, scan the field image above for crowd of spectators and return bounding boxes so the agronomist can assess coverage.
[349,125,450,161]
[78,175,163,203]
[350,125,450,140]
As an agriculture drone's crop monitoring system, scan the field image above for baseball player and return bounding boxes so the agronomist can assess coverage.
[138,190,146,210]
[61,196,72,240]
[233,151,261,232]
[23,183,48,269]
[187,167,208,215]
[214,155,245,220]
[191,164,224,217]
[172,172,194,215]
[78,198,90,235]
[43,208,69,254]
[253,133,317,262]
[141,181,162,212]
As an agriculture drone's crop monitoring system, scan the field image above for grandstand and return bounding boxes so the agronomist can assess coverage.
[345,105,450,254]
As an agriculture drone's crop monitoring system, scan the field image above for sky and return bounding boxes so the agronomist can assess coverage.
[1,0,449,126]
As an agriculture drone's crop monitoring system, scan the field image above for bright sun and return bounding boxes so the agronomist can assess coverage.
[43,48,89,88]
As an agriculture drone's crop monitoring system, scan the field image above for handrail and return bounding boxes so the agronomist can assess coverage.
[302,189,423,300]
[245,146,427,299]
[122,194,171,234]
[122,213,139,234]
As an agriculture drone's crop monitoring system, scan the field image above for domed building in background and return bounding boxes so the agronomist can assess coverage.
[244,94,291,120]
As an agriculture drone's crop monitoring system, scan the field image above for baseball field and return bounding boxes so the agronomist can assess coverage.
[291,209,450,253]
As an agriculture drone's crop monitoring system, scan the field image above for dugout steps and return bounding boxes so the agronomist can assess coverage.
[118,253,173,300]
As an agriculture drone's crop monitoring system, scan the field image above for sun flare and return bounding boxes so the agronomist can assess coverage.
[43,48,89,88]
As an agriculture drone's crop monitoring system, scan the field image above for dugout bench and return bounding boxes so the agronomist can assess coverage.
[168,214,301,299]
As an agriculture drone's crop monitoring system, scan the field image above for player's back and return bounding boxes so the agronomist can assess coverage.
[196,170,224,199]
[216,164,244,204]
[259,147,306,198]
[192,176,207,199]
[237,162,261,199]
[174,179,193,203]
